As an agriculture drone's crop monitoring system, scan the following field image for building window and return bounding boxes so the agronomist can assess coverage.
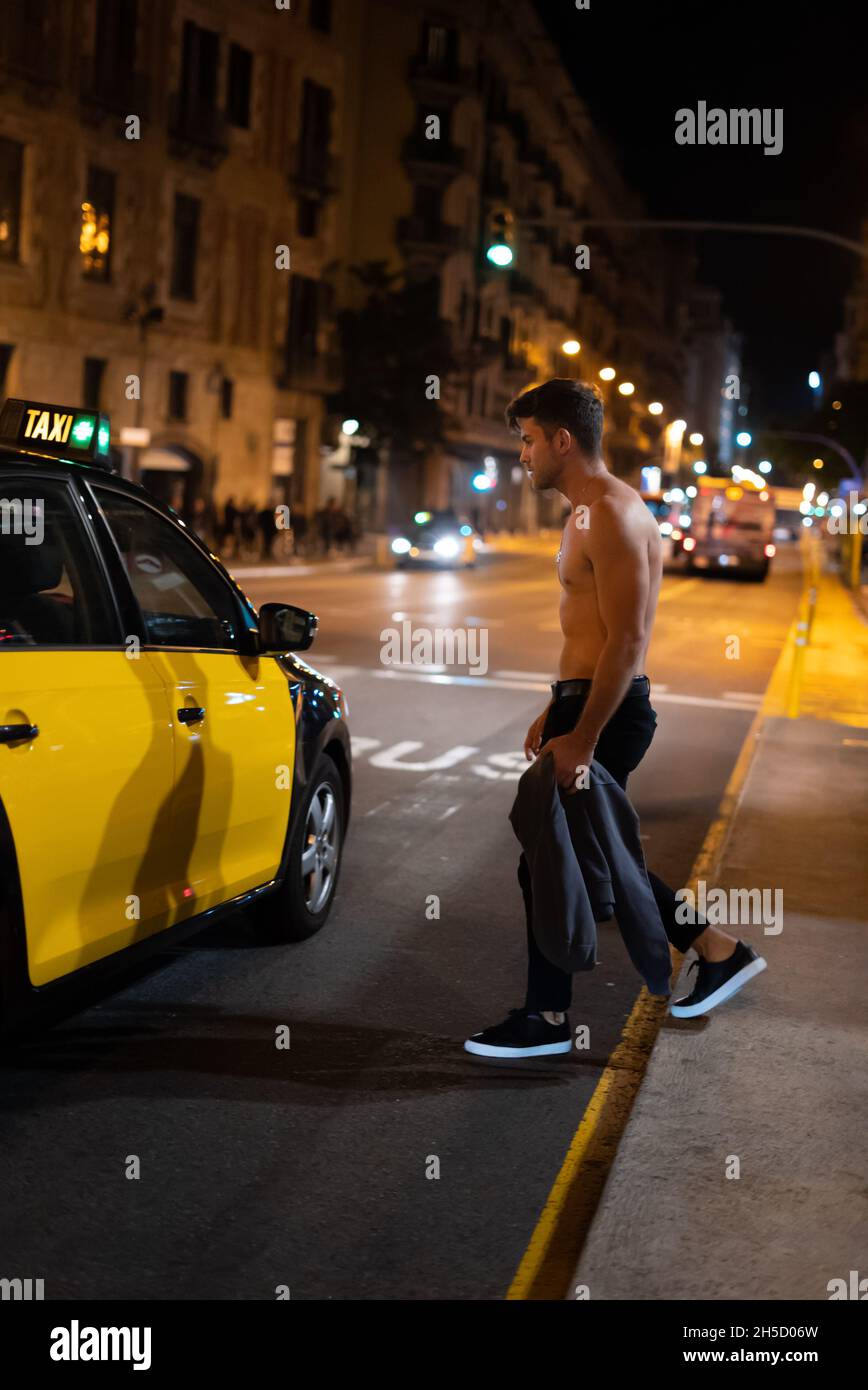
[422,22,456,71]
[0,139,24,262]
[413,183,442,229]
[168,371,188,421]
[94,0,137,78]
[309,0,332,33]
[226,43,252,129]
[220,376,234,419]
[82,357,106,410]
[297,197,320,239]
[170,193,200,300]
[180,20,219,111]
[80,166,114,281]
[0,344,15,394]
[298,80,333,183]
[285,275,320,368]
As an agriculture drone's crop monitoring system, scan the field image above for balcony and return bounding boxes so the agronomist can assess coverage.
[396,217,463,255]
[401,135,466,184]
[80,63,150,126]
[168,93,229,167]
[407,55,475,103]
[502,351,534,389]
[288,144,341,197]
[275,348,342,395]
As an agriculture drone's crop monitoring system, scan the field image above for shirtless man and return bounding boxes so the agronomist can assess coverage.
[465,379,766,1059]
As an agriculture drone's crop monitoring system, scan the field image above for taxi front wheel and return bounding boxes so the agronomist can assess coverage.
[255,756,345,942]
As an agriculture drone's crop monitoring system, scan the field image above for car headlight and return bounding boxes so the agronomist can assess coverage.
[392,537,411,554]
[433,536,460,558]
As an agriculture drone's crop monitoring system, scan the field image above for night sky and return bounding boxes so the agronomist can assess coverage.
[535,0,868,421]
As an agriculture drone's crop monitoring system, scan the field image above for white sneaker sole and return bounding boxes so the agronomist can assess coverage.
[669,955,767,1018]
[463,1038,572,1058]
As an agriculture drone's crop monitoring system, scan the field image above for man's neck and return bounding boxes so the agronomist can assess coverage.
[562,457,608,510]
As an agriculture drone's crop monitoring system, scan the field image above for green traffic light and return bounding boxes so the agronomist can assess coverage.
[486,243,514,268]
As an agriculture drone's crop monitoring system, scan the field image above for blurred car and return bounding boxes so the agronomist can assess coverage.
[391,510,481,569]
[641,490,692,567]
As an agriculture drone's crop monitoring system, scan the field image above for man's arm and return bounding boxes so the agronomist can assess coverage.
[549,498,648,786]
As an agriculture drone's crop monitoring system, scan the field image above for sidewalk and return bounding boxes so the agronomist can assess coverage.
[570,543,868,1300]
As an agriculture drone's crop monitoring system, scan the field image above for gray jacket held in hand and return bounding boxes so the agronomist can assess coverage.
[509,750,672,996]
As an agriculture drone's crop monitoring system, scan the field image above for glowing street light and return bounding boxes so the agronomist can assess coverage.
[693,460,707,474]
[688,432,704,446]
[342,418,360,436]
[648,401,664,415]
[812,457,825,469]
[808,370,821,390]
[758,459,772,474]
[618,381,635,396]
[599,367,616,381]
[735,431,752,447]
[561,339,581,356]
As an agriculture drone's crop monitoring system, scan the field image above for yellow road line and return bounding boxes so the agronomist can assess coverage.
[506,565,803,1302]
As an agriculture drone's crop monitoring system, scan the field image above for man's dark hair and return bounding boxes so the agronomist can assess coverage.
[505,378,604,455]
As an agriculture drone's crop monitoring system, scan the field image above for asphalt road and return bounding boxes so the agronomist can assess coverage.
[0,541,804,1300]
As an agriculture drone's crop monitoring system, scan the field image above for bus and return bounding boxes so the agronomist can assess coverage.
[682,475,776,581]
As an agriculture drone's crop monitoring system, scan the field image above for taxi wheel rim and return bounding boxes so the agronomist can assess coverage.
[300,784,339,915]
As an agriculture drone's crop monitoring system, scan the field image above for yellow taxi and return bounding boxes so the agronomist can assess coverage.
[0,398,351,1029]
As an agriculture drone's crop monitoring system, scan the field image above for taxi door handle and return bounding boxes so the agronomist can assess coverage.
[177,707,206,725]
[0,724,39,744]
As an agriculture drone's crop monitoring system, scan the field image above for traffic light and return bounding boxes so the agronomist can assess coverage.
[485,208,514,267]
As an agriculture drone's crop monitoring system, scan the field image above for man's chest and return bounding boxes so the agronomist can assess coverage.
[556,520,594,593]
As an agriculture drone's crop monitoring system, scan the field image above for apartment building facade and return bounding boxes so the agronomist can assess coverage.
[339,0,695,529]
[0,0,344,523]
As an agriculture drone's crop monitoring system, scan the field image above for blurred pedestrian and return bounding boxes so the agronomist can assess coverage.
[258,503,276,560]
[221,496,239,557]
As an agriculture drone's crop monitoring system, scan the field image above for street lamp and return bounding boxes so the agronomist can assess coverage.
[648,401,664,415]
[599,367,616,381]
[758,459,772,474]
[735,431,752,447]
[808,371,821,391]
[693,460,707,474]
[689,431,703,446]
[618,381,635,396]
[561,339,581,356]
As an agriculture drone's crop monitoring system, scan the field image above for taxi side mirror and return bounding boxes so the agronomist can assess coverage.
[258,603,318,653]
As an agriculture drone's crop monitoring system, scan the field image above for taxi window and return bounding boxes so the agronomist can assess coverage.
[0,478,115,648]
[94,488,244,651]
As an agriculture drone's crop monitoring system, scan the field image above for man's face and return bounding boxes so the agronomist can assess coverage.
[516,417,567,491]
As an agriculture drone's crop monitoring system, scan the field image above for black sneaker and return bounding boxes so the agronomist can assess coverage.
[670,940,767,1018]
[464,1008,572,1058]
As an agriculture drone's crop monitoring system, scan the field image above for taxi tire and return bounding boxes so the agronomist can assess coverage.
[255,755,345,943]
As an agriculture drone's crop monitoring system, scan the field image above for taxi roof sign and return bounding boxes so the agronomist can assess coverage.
[0,398,112,468]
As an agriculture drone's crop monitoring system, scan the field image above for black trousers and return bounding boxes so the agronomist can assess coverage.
[522,676,705,1013]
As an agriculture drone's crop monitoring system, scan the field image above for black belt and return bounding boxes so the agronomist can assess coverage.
[552,675,650,700]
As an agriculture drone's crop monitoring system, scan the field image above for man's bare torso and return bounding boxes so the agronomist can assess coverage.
[557,475,662,679]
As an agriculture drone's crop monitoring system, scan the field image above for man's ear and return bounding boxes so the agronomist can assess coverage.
[556,427,572,454]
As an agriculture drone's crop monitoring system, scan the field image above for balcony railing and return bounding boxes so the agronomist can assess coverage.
[401,136,466,178]
[80,63,150,122]
[396,217,463,253]
[408,56,475,96]
[288,144,341,196]
[168,93,229,166]
[275,348,342,394]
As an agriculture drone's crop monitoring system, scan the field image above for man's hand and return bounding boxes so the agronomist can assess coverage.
[544,733,596,792]
[524,706,550,761]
